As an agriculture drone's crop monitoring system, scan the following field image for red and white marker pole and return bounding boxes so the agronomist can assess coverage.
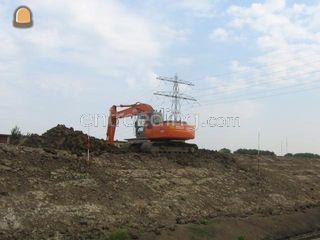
[86,126,90,165]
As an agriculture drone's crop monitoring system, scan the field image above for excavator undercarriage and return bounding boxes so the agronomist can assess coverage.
[124,139,198,153]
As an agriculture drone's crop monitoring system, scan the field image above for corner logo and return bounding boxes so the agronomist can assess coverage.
[13,6,33,28]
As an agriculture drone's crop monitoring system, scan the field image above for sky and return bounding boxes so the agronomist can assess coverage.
[0,0,319,154]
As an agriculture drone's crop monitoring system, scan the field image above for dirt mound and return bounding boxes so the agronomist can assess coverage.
[0,144,319,239]
[173,149,235,167]
[21,125,118,155]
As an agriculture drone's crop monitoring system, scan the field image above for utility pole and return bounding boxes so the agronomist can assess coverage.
[281,141,283,156]
[257,131,261,184]
[154,74,196,121]
[258,131,260,155]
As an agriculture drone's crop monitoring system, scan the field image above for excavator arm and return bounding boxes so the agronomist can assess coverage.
[107,102,154,144]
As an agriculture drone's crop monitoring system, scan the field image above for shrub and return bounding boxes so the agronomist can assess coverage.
[219,148,231,154]
[10,125,22,144]
[200,219,209,225]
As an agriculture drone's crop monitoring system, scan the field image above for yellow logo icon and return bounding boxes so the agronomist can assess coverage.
[13,6,33,28]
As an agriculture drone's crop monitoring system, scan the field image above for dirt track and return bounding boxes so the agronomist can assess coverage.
[1,138,320,239]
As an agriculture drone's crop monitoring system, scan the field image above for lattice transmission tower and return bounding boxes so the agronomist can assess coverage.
[154,74,196,121]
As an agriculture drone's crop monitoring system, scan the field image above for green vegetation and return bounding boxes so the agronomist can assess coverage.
[108,228,131,240]
[199,219,209,225]
[188,224,210,237]
[285,152,320,158]
[238,236,246,240]
[234,148,275,156]
[219,148,231,154]
[10,125,22,144]
[138,227,145,237]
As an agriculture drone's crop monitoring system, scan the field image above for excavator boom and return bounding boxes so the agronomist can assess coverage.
[107,102,153,144]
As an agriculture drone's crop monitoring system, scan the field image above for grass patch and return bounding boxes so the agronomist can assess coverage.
[138,227,145,237]
[188,224,210,237]
[109,228,131,240]
[199,219,209,225]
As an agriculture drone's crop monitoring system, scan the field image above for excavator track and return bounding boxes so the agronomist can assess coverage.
[124,140,198,154]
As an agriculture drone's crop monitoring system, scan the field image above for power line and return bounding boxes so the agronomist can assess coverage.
[191,83,320,108]
[197,82,320,106]
[194,69,320,99]
[156,75,194,86]
[154,91,196,101]
[195,70,320,101]
[191,52,320,87]
[193,58,320,92]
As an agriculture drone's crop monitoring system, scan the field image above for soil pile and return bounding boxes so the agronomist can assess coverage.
[20,125,118,155]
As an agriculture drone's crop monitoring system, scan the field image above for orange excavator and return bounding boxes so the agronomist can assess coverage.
[107,102,197,153]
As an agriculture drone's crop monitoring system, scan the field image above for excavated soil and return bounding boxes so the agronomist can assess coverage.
[19,125,119,155]
[1,126,320,239]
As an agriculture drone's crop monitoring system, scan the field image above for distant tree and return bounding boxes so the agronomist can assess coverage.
[10,125,22,144]
[234,148,275,156]
[284,153,293,157]
[219,148,231,154]
[293,153,320,158]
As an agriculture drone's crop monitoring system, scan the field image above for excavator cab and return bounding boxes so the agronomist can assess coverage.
[135,114,146,138]
[135,111,164,139]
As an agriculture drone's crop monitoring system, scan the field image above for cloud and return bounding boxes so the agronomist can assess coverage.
[168,0,217,17]
[210,28,229,41]
[0,0,186,133]
[228,0,320,43]
[204,74,248,96]
[0,0,175,100]
[209,27,245,42]
[210,0,320,91]
[196,99,261,120]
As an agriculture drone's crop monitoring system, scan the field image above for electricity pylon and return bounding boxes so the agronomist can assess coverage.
[154,74,196,121]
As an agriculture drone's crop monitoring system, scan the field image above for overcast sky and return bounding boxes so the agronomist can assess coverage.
[1,0,319,154]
